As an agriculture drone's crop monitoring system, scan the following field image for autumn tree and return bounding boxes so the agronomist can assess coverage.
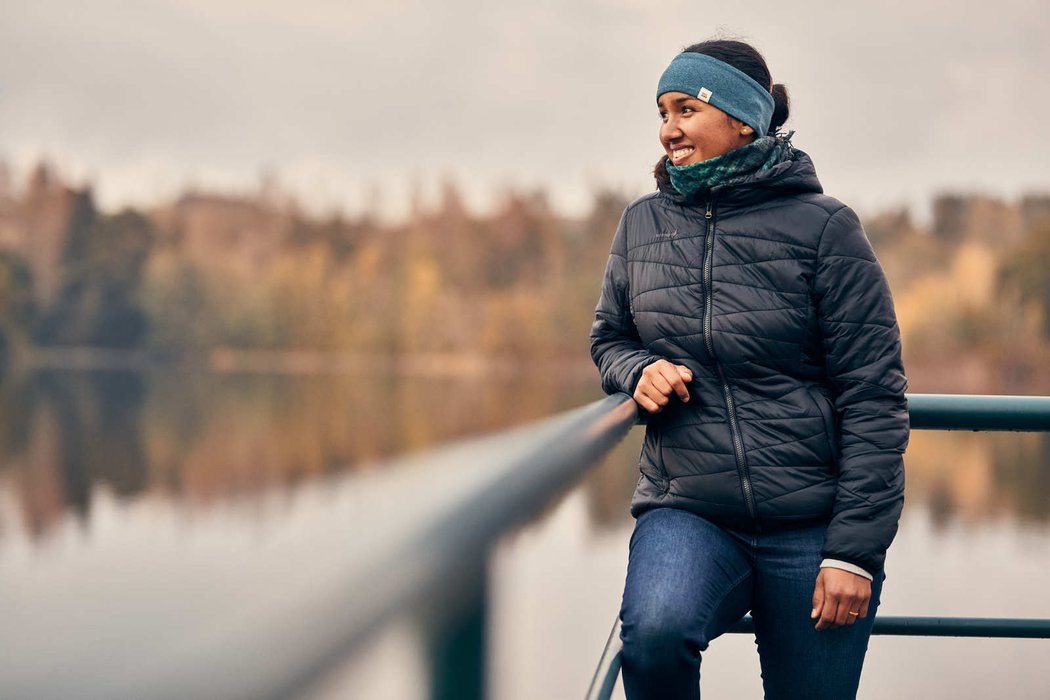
[37,203,156,347]
[1000,220,1050,338]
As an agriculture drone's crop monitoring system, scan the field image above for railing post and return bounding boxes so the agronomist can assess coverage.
[585,618,623,700]
[424,557,488,700]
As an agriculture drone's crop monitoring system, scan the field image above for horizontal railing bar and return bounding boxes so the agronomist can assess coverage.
[907,393,1050,431]
[1,394,640,700]
[589,611,1050,700]
[873,616,1050,638]
[728,615,1050,638]
[613,393,1050,433]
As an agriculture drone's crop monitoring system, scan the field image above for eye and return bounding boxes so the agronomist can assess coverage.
[681,106,695,114]
[658,111,668,122]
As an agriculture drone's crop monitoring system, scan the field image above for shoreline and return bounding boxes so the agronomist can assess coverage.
[7,345,599,380]
[7,346,1050,394]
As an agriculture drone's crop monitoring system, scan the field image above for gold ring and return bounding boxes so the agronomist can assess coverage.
[847,611,860,616]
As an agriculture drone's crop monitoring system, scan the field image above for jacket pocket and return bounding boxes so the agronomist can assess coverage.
[640,428,670,492]
[639,470,670,493]
[807,385,841,463]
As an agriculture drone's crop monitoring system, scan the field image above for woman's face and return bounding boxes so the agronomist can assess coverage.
[658,91,753,166]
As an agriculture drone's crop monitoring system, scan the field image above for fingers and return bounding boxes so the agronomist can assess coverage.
[848,594,871,625]
[674,365,693,398]
[816,597,843,630]
[810,572,824,623]
[651,361,691,402]
[648,369,674,399]
[632,387,663,414]
[633,361,693,413]
[812,569,871,631]
[632,373,668,413]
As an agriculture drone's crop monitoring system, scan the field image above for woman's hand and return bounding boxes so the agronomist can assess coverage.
[633,360,693,413]
[811,568,871,630]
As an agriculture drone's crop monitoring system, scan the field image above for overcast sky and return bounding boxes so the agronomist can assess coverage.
[1,0,1048,221]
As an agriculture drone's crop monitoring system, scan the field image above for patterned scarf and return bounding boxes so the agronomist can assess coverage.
[666,135,790,199]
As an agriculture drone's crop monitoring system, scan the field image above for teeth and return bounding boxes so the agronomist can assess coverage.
[672,147,694,160]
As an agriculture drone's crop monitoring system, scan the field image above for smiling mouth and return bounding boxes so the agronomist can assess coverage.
[670,146,695,164]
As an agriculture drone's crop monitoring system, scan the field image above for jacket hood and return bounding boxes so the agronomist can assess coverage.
[653,137,824,208]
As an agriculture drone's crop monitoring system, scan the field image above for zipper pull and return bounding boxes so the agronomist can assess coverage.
[705,202,713,219]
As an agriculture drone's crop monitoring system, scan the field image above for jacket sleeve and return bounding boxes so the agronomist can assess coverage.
[590,207,661,396]
[814,205,909,575]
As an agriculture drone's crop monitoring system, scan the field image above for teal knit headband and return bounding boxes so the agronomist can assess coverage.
[657,53,775,137]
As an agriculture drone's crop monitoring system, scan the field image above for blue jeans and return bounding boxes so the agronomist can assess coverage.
[619,507,883,700]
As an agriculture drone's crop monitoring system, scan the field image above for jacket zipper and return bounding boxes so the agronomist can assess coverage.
[701,201,758,521]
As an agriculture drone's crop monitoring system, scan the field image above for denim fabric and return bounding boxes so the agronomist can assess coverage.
[619,507,883,700]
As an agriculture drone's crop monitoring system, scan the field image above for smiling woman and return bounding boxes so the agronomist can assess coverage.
[589,38,909,700]
[658,93,753,166]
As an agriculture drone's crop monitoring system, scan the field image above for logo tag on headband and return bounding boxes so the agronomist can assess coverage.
[697,87,712,103]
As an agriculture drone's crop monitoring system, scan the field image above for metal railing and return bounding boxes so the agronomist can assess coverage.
[3,390,1047,699]
[0,394,640,700]
[906,393,1050,431]
[585,392,1050,700]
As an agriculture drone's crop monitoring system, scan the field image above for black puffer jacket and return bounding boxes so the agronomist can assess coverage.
[590,144,908,574]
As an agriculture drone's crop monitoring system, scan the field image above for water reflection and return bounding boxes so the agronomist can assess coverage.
[0,368,608,541]
[903,429,1050,527]
[0,372,150,536]
[1,368,1049,545]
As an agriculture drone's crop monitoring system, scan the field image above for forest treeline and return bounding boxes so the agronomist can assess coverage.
[1,161,1049,390]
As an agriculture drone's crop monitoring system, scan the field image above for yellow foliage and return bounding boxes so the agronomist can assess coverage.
[950,242,997,306]
[894,241,1021,357]
[405,257,441,306]
[480,290,558,358]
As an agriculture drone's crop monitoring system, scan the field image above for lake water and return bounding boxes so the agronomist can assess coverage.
[1,368,1048,698]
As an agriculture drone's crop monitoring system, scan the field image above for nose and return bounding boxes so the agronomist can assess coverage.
[660,115,683,143]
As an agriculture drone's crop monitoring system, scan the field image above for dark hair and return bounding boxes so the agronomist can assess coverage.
[682,39,790,135]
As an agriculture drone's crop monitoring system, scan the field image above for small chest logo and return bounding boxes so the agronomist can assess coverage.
[697,87,713,103]
[654,229,678,240]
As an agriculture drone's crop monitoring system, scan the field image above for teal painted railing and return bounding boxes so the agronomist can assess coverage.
[0,393,642,700]
[906,393,1050,431]
[585,393,1050,700]
[3,391,1046,699]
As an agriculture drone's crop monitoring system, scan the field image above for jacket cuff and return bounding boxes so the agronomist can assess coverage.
[820,559,873,581]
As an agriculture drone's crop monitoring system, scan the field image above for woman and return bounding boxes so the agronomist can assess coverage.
[590,39,909,699]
